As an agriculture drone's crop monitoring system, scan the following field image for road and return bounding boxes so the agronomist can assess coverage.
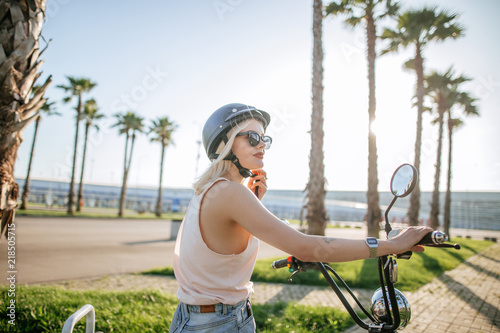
[1,217,497,285]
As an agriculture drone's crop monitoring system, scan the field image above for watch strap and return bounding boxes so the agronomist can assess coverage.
[366,237,379,259]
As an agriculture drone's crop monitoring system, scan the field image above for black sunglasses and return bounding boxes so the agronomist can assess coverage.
[236,131,272,150]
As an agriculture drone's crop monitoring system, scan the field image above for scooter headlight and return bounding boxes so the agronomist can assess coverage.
[370,287,411,329]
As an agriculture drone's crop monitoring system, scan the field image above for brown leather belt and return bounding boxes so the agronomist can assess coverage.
[199,304,216,313]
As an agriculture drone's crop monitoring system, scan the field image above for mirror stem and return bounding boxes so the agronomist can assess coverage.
[384,196,398,236]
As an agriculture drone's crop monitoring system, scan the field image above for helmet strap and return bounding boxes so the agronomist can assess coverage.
[210,133,253,178]
[224,151,253,178]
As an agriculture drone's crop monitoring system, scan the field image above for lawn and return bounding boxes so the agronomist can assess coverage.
[15,203,185,220]
[0,286,355,332]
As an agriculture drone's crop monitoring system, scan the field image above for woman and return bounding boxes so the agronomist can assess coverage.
[169,103,431,332]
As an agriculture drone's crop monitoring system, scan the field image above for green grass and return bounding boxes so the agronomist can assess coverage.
[0,286,355,332]
[254,302,355,332]
[143,266,176,276]
[0,286,178,332]
[145,238,493,291]
[15,204,185,220]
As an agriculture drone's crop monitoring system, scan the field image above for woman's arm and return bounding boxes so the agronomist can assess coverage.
[216,182,431,262]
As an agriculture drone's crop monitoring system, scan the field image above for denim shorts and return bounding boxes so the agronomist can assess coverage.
[169,299,255,332]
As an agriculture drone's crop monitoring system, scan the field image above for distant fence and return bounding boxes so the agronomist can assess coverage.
[17,179,500,230]
[19,179,193,214]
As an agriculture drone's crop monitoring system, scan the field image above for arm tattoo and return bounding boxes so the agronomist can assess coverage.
[323,238,338,244]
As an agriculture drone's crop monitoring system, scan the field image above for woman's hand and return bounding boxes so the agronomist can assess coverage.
[388,226,434,254]
[248,169,267,200]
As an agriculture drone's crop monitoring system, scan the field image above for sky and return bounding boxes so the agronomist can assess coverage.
[13,0,500,192]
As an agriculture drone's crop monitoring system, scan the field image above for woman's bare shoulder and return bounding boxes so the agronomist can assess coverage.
[206,179,252,201]
[201,180,257,223]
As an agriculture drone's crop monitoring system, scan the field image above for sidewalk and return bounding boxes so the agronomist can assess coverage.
[45,242,500,333]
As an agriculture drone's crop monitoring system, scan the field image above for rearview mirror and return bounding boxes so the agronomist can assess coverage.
[390,164,417,198]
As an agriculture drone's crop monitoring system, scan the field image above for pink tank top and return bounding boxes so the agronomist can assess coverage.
[173,178,259,305]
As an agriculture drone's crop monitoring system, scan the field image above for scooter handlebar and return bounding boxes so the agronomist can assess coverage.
[272,258,289,269]
[417,231,449,245]
[388,229,459,253]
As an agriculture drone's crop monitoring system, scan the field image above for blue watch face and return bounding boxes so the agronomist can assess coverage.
[367,238,378,245]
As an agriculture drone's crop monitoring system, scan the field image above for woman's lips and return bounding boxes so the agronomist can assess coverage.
[253,152,264,159]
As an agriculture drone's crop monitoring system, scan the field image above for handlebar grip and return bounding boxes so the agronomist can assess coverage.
[417,231,449,245]
[272,258,288,269]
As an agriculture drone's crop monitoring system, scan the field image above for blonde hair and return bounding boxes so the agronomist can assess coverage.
[193,119,252,194]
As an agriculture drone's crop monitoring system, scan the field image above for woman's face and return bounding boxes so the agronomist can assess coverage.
[232,119,266,170]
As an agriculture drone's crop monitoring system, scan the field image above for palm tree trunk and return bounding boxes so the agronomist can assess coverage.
[306,0,327,236]
[67,95,82,215]
[155,145,166,217]
[127,134,137,176]
[76,123,90,212]
[122,133,137,214]
[118,169,128,217]
[0,142,20,238]
[408,46,424,226]
[118,132,138,217]
[443,116,453,236]
[365,11,381,238]
[0,0,50,238]
[20,118,41,210]
[429,101,445,230]
[118,133,130,217]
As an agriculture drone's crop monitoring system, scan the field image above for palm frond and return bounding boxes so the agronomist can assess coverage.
[149,116,178,147]
[379,28,403,54]
[112,110,145,136]
[423,66,479,124]
[402,58,416,72]
[325,1,350,16]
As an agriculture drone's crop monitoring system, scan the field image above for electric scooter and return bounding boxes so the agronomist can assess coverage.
[272,164,460,332]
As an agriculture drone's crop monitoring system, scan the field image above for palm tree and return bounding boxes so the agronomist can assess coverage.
[443,91,478,235]
[149,117,177,217]
[424,67,470,230]
[0,0,51,238]
[381,6,463,226]
[112,111,144,217]
[76,98,105,212]
[20,98,59,210]
[325,0,399,238]
[57,77,97,215]
[305,0,327,235]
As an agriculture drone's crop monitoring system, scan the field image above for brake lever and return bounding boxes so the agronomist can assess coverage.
[426,243,461,249]
[396,251,413,260]
[288,270,301,283]
[286,258,319,283]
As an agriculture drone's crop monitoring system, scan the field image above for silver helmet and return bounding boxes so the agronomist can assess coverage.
[370,287,411,329]
[202,103,271,160]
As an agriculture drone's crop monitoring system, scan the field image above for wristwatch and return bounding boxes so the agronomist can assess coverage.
[365,237,379,259]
